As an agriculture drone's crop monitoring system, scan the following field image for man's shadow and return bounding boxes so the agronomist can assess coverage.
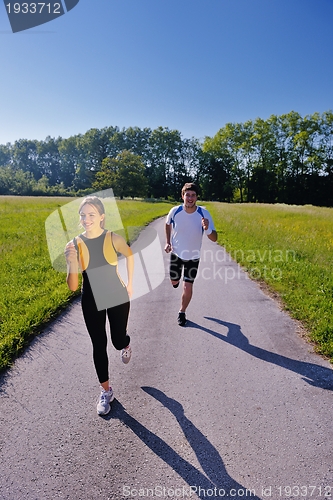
[186,318,333,390]
[106,387,261,499]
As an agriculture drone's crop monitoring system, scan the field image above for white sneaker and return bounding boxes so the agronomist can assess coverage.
[121,344,132,364]
[97,387,114,415]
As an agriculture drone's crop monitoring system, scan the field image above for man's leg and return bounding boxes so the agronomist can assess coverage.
[180,280,193,312]
[178,259,199,326]
[177,281,192,326]
[170,253,182,288]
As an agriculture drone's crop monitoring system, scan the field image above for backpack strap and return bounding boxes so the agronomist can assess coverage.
[196,206,204,218]
[73,236,79,253]
[196,206,205,234]
[170,205,183,228]
[73,235,90,271]
[103,231,117,266]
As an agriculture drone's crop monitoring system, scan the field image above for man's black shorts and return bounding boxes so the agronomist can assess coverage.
[169,253,200,283]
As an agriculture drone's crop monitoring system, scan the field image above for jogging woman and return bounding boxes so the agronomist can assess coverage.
[64,196,134,415]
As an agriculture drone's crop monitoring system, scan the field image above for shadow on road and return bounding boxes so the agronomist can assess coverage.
[106,387,261,499]
[186,318,333,391]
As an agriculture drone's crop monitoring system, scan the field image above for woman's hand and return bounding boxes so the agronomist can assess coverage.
[64,240,79,291]
[127,283,133,298]
[64,241,77,265]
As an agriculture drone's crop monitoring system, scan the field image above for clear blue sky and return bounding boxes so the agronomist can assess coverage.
[1,0,332,145]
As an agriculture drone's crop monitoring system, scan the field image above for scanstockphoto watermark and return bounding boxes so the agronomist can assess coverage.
[3,0,80,33]
[192,263,283,284]
[200,248,296,266]
[185,248,296,284]
[122,485,257,498]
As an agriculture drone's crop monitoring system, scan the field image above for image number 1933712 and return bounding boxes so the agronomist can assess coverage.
[3,0,80,33]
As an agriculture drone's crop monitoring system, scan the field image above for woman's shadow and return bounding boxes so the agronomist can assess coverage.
[186,318,333,390]
[107,387,261,499]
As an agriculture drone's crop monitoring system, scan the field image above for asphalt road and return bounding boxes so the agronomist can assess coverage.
[1,217,332,500]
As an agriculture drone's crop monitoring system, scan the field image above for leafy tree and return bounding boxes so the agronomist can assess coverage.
[0,144,12,167]
[109,127,152,160]
[0,165,35,195]
[146,127,184,199]
[36,136,61,185]
[80,127,119,172]
[11,139,39,178]
[0,166,13,193]
[318,111,333,205]
[203,123,247,202]
[58,134,93,190]
[58,135,80,188]
[93,150,148,199]
[250,118,279,202]
[198,151,234,201]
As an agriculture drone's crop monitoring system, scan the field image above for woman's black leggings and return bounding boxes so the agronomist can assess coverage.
[81,293,130,384]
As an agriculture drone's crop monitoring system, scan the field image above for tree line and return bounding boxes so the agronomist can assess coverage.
[203,110,333,206]
[0,110,332,206]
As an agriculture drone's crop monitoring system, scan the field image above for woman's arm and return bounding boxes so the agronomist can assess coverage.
[64,241,79,291]
[113,233,134,298]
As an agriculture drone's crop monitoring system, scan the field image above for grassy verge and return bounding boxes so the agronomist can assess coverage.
[0,196,173,371]
[205,202,333,362]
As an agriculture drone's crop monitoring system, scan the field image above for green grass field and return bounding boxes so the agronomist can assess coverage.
[1,197,333,372]
[205,202,333,361]
[0,196,173,371]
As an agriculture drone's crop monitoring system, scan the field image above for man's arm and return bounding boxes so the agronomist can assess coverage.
[165,222,172,253]
[201,217,217,242]
[207,229,217,242]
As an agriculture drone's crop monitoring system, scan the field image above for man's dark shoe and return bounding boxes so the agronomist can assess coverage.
[177,312,187,326]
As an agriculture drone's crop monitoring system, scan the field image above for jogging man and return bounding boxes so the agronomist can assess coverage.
[165,182,217,326]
